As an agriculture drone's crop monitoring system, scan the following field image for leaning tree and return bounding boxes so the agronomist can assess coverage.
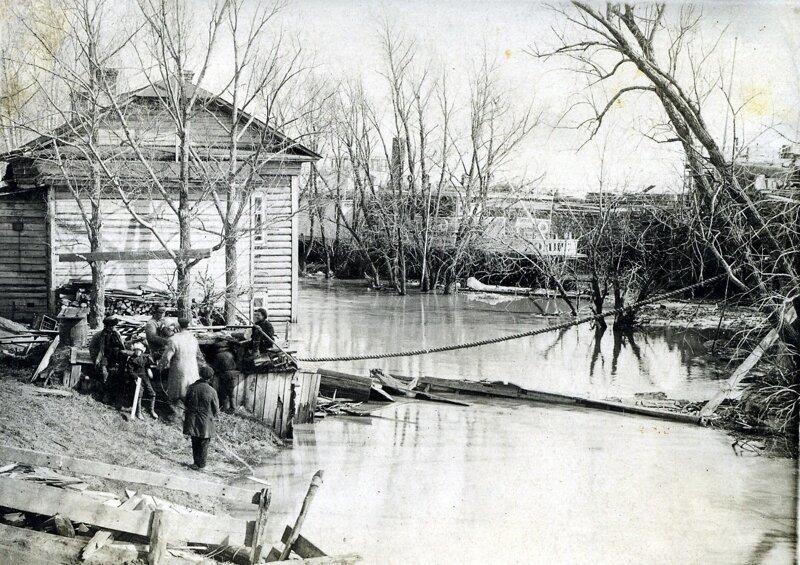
[535,2,799,352]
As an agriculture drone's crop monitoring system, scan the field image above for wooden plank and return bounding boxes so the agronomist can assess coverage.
[148,509,168,565]
[278,471,324,560]
[317,369,372,403]
[250,488,271,564]
[280,525,326,559]
[254,372,268,420]
[59,249,212,263]
[370,384,394,403]
[70,365,82,388]
[0,446,263,504]
[32,335,60,381]
[0,477,253,546]
[417,377,701,425]
[82,494,142,560]
[281,373,295,437]
[0,522,220,565]
[0,522,141,565]
[263,375,280,428]
[699,307,797,418]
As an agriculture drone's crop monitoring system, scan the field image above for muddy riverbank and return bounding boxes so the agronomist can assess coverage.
[0,369,280,513]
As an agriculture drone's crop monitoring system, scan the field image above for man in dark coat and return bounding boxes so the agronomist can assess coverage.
[89,316,125,403]
[183,368,219,470]
[213,339,238,413]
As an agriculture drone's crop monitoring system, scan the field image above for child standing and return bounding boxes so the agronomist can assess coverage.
[123,342,158,420]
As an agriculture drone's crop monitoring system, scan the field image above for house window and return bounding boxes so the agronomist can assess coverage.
[253,195,264,242]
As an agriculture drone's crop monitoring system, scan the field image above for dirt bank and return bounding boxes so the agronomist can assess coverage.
[636,299,768,333]
[0,369,281,513]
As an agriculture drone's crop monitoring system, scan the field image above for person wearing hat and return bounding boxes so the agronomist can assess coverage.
[89,316,125,403]
[184,365,219,470]
[121,342,158,420]
[212,339,238,413]
[145,305,169,359]
[251,308,275,355]
[158,317,200,422]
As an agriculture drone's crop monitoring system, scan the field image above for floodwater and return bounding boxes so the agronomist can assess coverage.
[243,281,796,564]
[295,281,733,402]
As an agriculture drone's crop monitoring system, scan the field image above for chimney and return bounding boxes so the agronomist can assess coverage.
[71,66,119,118]
[95,67,119,95]
[181,70,195,84]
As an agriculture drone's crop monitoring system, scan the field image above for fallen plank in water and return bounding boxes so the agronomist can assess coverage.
[417,376,702,425]
[0,477,253,546]
[372,370,469,407]
[699,311,795,418]
[317,369,372,403]
[0,445,262,504]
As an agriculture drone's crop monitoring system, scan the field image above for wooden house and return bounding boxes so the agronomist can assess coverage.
[0,75,319,323]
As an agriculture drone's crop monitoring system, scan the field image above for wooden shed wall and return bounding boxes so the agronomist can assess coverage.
[0,192,49,322]
[252,174,299,323]
[51,188,254,317]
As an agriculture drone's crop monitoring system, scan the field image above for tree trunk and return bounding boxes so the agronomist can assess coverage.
[590,275,607,331]
[176,261,191,318]
[88,260,105,328]
[224,235,237,324]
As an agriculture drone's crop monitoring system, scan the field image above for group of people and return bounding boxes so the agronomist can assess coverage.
[90,305,276,471]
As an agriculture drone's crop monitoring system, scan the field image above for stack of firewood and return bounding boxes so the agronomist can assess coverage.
[56,280,173,316]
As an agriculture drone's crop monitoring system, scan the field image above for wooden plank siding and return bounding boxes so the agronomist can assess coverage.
[50,186,254,317]
[0,191,49,322]
[1,83,315,323]
[252,172,300,323]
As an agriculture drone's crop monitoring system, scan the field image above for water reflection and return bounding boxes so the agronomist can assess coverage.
[249,401,795,564]
[296,281,731,401]
[242,282,798,564]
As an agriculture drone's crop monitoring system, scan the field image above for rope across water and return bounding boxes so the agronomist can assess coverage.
[297,272,730,363]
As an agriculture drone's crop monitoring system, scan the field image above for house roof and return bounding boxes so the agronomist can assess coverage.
[0,78,321,162]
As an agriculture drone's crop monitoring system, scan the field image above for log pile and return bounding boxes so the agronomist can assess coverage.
[57,280,173,316]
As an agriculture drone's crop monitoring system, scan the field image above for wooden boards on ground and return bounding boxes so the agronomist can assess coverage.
[0,477,253,546]
[0,445,262,504]
[0,523,218,565]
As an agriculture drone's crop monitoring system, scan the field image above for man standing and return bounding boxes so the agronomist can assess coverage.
[184,369,219,470]
[158,317,200,421]
[212,339,238,413]
[89,316,125,403]
[144,306,169,358]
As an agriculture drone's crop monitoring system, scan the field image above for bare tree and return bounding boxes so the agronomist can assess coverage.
[535,2,799,349]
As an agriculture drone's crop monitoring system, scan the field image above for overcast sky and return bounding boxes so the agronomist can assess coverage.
[254,0,800,194]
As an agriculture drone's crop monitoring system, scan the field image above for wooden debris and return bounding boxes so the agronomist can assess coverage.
[279,525,326,559]
[148,509,168,565]
[278,470,324,561]
[371,369,470,407]
[250,488,272,564]
[0,445,262,505]
[53,514,75,538]
[0,477,253,546]
[317,369,372,403]
[81,494,142,561]
[2,512,25,527]
[31,335,60,382]
[369,383,394,403]
[699,307,796,418]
